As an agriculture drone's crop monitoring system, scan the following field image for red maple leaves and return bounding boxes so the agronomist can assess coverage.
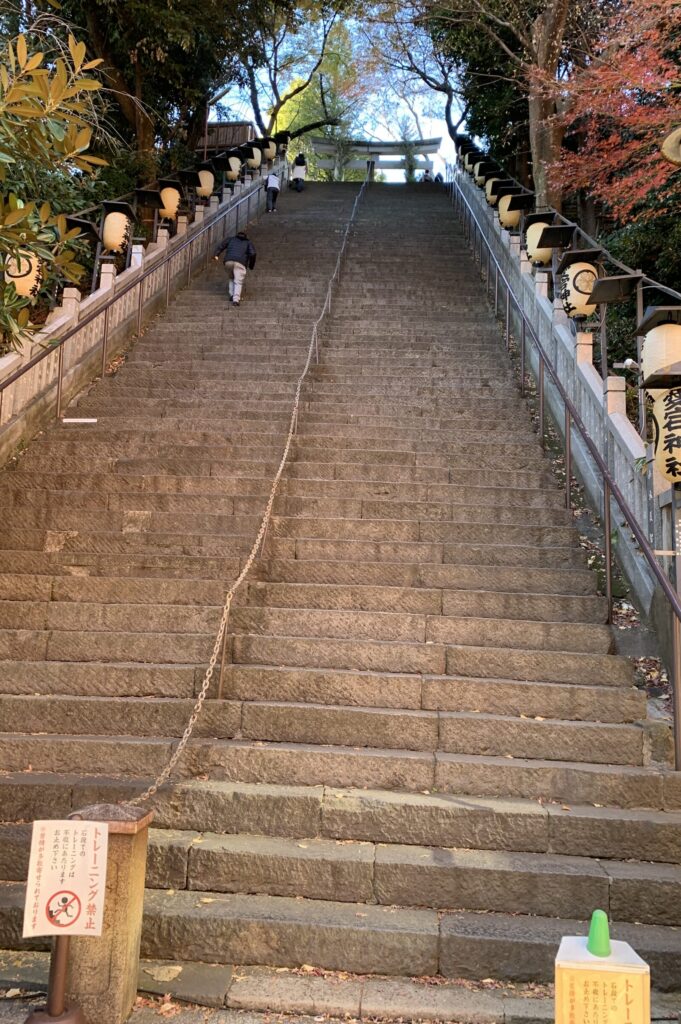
[551,0,681,222]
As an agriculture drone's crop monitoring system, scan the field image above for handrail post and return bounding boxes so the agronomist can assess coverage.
[603,479,613,622]
[671,485,681,769]
[55,345,64,420]
[100,306,110,377]
[187,240,193,285]
[136,277,144,336]
[486,247,491,294]
[505,290,510,350]
[565,405,572,509]
[538,355,545,448]
[494,265,499,317]
[165,257,171,308]
[520,319,526,397]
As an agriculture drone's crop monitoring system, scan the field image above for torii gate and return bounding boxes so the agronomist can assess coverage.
[310,136,442,180]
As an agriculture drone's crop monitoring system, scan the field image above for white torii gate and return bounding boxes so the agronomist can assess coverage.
[310,136,442,179]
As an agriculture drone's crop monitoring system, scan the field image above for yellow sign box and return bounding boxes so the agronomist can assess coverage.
[556,935,650,1024]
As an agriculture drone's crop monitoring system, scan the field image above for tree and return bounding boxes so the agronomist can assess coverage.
[273,22,371,179]
[364,4,467,147]
[0,23,107,353]
[551,0,681,223]
[236,1,362,142]
[38,0,298,179]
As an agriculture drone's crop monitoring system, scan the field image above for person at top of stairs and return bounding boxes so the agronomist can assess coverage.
[213,229,257,306]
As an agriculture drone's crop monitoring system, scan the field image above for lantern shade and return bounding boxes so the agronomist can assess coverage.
[587,274,642,305]
[556,248,603,276]
[102,211,131,253]
[661,127,681,167]
[641,322,681,388]
[196,168,215,197]
[498,193,522,230]
[158,178,183,220]
[651,388,681,481]
[485,177,501,205]
[65,217,101,243]
[535,225,576,251]
[474,161,499,186]
[5,249,41,297]
[560,261,600,319]
[464,151,481,172]
[177,169,202,188]
[638,306,681,335]
[262,137,277,160]
[526,220,553,266]
[134,189,164,209]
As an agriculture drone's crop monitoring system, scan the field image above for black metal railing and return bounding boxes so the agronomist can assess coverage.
[449,170,681,770]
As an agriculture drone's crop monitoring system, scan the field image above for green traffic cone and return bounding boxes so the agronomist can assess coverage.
[587,909,612,957]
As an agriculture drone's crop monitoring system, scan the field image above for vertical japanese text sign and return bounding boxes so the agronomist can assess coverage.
[22,821,109,938]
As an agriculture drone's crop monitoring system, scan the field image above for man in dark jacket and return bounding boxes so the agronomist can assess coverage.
[213,230,256,306]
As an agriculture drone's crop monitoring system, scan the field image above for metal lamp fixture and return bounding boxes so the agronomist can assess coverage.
[497,190,531,231]
[525,216,554,266]
[474,161,498,187]
[274,131,291,155]
[557,250,603,319]
[486,179,515,208]
[4,249,42,297]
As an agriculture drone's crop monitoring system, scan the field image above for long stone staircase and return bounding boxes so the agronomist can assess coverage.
[1,183,681,992]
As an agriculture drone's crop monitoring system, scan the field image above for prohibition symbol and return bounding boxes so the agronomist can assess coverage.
[46,890,81,928]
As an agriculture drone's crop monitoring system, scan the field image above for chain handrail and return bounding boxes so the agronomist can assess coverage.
[129,176,370,805]
[449,170,681,770]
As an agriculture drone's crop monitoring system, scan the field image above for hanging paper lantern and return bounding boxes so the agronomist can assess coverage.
[498,194,521,230]
[526,221,553,266]
[641,322,681,386]
[4,249,42,298]
[473,162,488,186]
[464,151,479,173]
[262,137,277,160]
[226,154,243,181]
[560,262,599,319]
[651,388,681,482]
[102,211,131,253]
[661,127,681,167]
[246,147,262,170]
[159,186,181,220]
[485,178,501,206]
[196,169,215,198]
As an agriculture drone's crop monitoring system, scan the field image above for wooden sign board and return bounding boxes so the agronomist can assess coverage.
[556,936,650,1024]
[23,820,108,938]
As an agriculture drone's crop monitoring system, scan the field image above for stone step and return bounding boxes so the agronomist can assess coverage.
[0,661,198,697]
[0,694,238,738]
[0,549,242,579]
[262,558,598,595]
[285,538,585,568]
[0,627,213,664]
[245,581,606,622]
[232,631,630,686]
[235,700,642,765]
[2,885,679,985]
[230,606,613,654]
[0,600,221,634]
[224,665,646,723]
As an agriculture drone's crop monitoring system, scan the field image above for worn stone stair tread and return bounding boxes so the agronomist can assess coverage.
[0,661,199,697]
[438,910,681,988]
[225,663,646,722]
[143,829,681,925]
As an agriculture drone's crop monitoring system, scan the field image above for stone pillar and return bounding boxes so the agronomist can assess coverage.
[98,263,116,293]
[176,215,188,236]
[130,245,144,269]
[194,207,205,225]
[535,272,550,301]
[209,195,220,212]
[46,287,81,326]
[66,804,154,1024]
[575,331,594,365]
[605,375,627,416]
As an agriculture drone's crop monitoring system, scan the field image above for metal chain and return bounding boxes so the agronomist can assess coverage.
[129,177,369,806]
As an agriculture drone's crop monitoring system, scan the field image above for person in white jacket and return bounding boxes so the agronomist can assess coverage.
[291,153,307,192]
[265,171,281,212]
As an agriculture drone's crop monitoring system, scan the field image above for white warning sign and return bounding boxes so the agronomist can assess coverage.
[23,820,108,938]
